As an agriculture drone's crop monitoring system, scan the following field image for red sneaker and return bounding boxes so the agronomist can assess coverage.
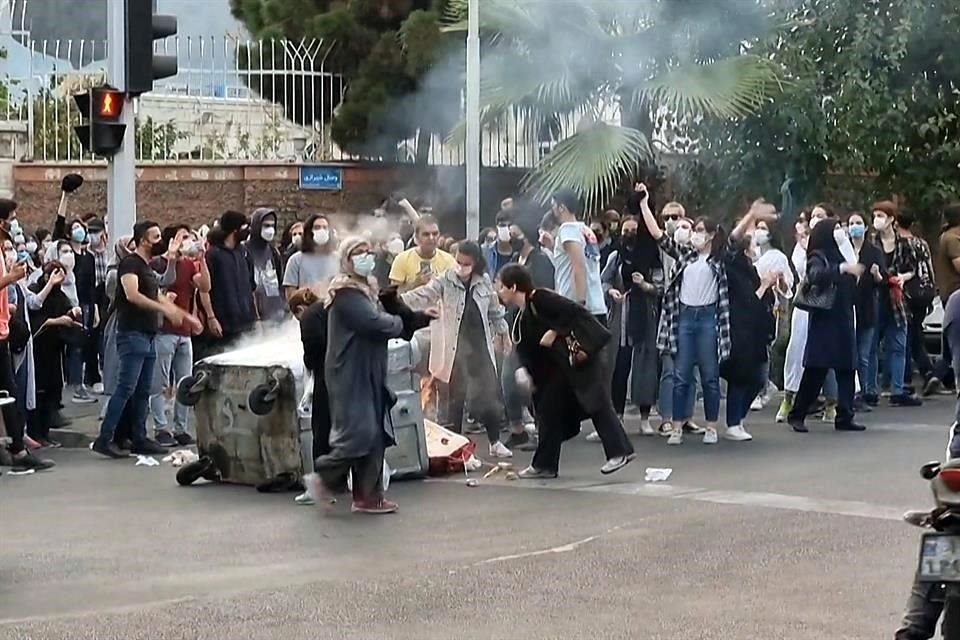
[351,498,399,514]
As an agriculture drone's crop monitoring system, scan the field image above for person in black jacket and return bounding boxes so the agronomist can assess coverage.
[496,264,635,479]
[787,217,866,433]
[245,208,286,323]
[205,211,257,353]
[847,212,886,407]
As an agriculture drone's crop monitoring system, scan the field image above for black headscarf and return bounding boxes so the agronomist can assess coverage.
[622,193,661,285]
[807,218,843,264]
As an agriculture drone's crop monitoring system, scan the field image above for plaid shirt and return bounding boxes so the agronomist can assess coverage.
[93,247,109,287]
[886,236,922,326]
[655,235,732,361]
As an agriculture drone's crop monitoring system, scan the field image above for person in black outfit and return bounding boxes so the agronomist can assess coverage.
[787,217,866,433]
[205,211,258,354]
[847,212,885,407]
[27,261,84,445]
[496,264,635,478]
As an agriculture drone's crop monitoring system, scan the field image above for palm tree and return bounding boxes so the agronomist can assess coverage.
[444,0,786,214]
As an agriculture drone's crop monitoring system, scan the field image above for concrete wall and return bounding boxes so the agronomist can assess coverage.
[11,162,526,237]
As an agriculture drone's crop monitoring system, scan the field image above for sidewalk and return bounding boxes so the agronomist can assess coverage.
[51,397,102,448]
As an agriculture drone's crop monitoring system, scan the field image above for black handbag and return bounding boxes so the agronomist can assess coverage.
[793,279,836,312]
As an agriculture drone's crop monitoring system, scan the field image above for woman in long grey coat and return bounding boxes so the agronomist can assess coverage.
[310,236,431,515]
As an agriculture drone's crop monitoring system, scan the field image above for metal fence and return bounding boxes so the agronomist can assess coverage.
[0,33,542,167]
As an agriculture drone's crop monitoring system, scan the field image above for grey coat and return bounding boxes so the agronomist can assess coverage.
[601,250,662,408]
[324,288,404,459]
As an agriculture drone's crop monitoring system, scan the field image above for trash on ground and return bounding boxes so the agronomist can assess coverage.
[465,478,478,487]
[162,449,199,467]
[644,467,673,483]
[135,455,160,467]
[425,419,477,475]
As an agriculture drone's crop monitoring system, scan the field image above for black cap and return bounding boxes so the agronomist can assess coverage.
[87,217,106,232]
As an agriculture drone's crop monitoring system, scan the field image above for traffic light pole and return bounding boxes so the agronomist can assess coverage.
[106,0,137,239]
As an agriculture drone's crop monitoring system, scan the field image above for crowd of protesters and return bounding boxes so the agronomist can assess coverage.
[2,172,958,518]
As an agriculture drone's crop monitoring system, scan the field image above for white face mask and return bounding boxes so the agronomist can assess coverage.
[674,227,692,245]
[873,216,888,231]
[313,228,329,246]
[292,233,302,248]
[665,219,679,235]
[25,241,37,253]
[386,238,405,255]
[691,231,709,251]
[497,226,511,242]
[753,229,770,246]
[59,252,75,270]
[260,226,276,242]
[181,240,199,257]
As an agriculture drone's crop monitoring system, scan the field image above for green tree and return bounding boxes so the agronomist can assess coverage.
[443,0,786,213]
[230,0,461,163]
[694,0,960,223]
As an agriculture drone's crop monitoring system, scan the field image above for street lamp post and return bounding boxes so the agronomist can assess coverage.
[465,0,480,242]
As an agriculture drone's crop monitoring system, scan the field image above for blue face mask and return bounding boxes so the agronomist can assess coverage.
[8,220,21,237]
[848,224,866,239]
[16,250,29,262]
[71,227,87,243]
[351,253,376,277]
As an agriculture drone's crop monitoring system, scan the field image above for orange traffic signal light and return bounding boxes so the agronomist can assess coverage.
[96,89,123,119]
[73,85,126,156]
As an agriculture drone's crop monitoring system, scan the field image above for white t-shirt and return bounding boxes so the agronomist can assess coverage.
[679,255,719,306]
[553,221,607,315]
[282,251,338,290]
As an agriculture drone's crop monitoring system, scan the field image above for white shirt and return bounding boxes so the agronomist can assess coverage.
[552,221,607,315]
[679,255,719,306]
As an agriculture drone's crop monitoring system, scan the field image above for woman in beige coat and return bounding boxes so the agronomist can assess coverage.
[403,241,512,459]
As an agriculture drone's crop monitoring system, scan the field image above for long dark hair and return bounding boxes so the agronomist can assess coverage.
[696,216,727,259]
[456,240,488,277]
[301,214,332,254]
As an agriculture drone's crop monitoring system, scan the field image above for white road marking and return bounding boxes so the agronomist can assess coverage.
[473,534,600,566]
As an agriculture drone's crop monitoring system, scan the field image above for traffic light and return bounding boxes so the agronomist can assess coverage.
[124,0,178,96]
[73,86,127,156]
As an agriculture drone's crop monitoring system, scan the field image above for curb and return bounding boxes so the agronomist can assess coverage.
[51,428,95,449]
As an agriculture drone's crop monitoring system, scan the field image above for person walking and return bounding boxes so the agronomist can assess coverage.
[402,241,513,459]
[496,264,634,478]
[92,221,200,459]
[787,217,866,433]
[847,212,885,407]
[309,236,432,514]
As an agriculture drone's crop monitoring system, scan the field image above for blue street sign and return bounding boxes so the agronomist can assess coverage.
[299,165,343,191]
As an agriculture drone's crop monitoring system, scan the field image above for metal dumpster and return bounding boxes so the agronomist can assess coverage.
[176,327,428,487]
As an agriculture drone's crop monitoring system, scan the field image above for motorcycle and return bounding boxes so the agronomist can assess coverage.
[900,459,960,639]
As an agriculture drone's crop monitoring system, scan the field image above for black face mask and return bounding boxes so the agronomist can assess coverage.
[510,237,524,253]
[236,228,250,243]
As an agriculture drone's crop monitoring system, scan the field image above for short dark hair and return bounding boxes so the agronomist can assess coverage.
[814,202,836,218]
[552,188,582,217]
[219,210,247,235]
[896,210,916,230]
[0,199,16,221]
[944,203,960,229]
[498,263,534,293]
[872,200,898,218]
[495,210,512,226]
[133,220,159,244]
[456,240,487,275]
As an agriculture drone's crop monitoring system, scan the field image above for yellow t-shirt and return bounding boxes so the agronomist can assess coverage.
[389,248,457,285]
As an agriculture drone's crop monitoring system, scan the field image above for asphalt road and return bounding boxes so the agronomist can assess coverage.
[1,397,955,640]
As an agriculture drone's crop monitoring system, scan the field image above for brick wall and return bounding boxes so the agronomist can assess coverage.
[12,162,526,237]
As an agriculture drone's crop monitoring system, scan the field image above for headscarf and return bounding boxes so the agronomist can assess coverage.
[325,235,378,306]
[807,217,843,265]
[113,235,133,265]
[624,192,662,280]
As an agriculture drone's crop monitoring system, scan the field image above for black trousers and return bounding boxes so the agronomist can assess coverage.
[788,366,856,426]
[445,350,505,445]
[314,434,386,503]
[0,341,27,454]
[28,389,62,441]
[905,306,933,381]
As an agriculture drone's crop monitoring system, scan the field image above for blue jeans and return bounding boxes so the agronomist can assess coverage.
[500,349,526,425]
[673,304,721,423]
[97,331,157,444]
[877,304,908,395]
[149,333,193,434]
[856,325,877,397]
[658,354,696,422]
[726,361,766,428]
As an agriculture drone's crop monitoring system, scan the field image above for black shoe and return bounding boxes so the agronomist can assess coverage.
[504,431,530,449]
[131,439,168,455]
[905,385,917,396]
[890,394,923,407]
[788,418,808,433]
[174,432,195,446]
[864,393,880,407]
[11,451,56,471]
[836,422,867,432]
[155,430,177,447]
[93,439,130,459]
[50,411,72,428]
[923,376,943,397]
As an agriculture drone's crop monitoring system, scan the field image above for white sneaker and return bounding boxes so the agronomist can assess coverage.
[750,396,764,411]
[523,422,537,435]
[585,431,601,442]
[489,441,513,459]
[92,382,105,395]
[724,425,753,442]
[294,491,315,506]
[639,419,655,436]
[702,428,719,445]
[667,429,684,445]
